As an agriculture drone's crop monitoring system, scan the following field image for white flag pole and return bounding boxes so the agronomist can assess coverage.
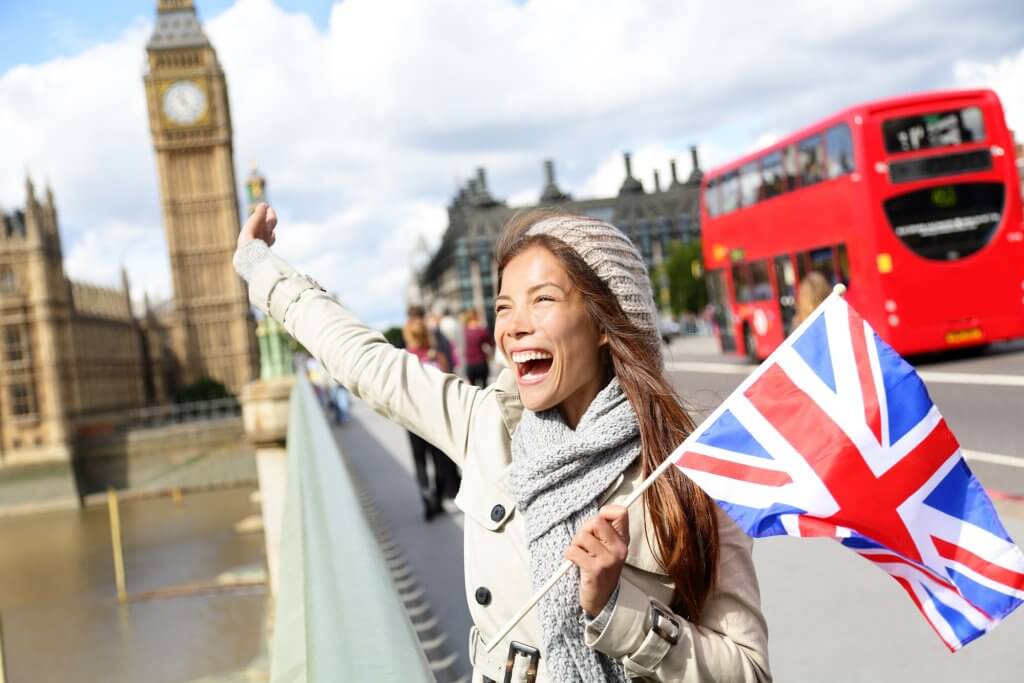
[482,284,848,653]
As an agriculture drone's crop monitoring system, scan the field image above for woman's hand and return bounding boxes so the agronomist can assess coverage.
[564,504,630,616]
[238,202,278,250]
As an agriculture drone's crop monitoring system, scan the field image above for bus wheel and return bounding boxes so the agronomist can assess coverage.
[744,324,758,363]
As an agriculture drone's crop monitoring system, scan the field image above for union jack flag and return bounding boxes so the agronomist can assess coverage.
[676,292,1024,650]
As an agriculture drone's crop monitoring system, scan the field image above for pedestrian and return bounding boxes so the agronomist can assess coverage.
[234,204,770,682]
[426,308,457,373]
[462,309,494,389]
[439,305,465,377]
[402,312,458,520]
[793,270,831,327]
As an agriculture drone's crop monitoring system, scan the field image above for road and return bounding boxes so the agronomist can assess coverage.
[336,336,1024,682]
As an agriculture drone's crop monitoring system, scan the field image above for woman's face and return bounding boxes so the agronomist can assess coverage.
[495,245,606,427]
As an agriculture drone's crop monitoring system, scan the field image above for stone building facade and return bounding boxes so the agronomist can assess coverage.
[0,0,258,468]
[0,180,154,465]
[416,149,704,331]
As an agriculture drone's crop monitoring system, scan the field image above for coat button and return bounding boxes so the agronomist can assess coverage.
[490,504,506,522]
[475,587,492,606]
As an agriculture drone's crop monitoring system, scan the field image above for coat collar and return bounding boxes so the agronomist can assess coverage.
[493,368,523,438]
[492,369,666,576]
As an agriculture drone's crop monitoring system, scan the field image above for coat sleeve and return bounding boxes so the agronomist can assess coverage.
[243,244,480,465]
[584,513,772,682]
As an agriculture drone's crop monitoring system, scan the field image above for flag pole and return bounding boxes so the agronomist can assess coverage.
[482,284,849,653]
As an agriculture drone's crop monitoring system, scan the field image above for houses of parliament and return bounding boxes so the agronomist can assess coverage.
[0,0,258,465]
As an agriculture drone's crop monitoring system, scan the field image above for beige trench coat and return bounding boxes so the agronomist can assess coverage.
[246,248,772,682]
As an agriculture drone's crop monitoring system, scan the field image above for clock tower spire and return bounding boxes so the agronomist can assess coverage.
[143,0,258,395]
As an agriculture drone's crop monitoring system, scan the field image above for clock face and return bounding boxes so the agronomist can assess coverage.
[162,80,207,126]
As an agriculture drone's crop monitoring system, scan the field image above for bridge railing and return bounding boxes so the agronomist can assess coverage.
[269,372,434,682]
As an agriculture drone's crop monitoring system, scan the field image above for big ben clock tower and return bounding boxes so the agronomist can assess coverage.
[143,0,257,394]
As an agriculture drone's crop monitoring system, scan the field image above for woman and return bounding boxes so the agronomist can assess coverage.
[793,270,831,327]
[402,311,459,520]
[234,205,771,682]
[462,308,494,389]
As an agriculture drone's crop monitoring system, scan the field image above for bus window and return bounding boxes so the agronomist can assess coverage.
[783,145,799,190]
[733,261,772,302]
[720,171,740,214]
[732,263,752,302]
[740,162,761,207]
[808,246,836,283]
[774,255,797,334]
[705,270,736,351]
[761,151,786,199]
[883,106,986,153]
[799,135,826,186]
[750,260,773,301]
[704,179,719,217]
[837,244,850,285]
[826,124,855,177]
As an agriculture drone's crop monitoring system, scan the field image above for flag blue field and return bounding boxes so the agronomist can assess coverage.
[675,292,1024,651]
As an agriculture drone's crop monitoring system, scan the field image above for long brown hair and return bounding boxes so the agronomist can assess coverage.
[495,209,720,621]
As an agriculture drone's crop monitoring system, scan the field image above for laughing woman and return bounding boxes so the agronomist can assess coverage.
[233,206,771,682]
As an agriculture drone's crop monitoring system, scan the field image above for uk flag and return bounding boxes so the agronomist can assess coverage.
[675,292,1024,651]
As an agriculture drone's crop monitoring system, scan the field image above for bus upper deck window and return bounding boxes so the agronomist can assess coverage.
[799,136,826,187]
[760,152,785,199]
[740,163,761,207]
[826,124,855,178]
[783,146,799,191]
[720,171,741,214]
[704,179,719,217]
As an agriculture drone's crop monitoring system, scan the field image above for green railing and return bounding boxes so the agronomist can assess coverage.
[270,373,435,682]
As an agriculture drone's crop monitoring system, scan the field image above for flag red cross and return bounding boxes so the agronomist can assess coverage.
[746,363,959,564]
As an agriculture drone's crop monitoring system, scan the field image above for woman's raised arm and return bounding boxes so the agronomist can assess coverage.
[234,204,480,466]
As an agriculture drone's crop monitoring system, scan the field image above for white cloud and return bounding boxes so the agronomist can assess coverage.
[2,0,1023,328]
[954,48,1024,138]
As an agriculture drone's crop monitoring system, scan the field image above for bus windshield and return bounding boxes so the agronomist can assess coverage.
[882,106,985,154]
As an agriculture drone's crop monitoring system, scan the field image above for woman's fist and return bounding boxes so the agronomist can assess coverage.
[238,202,278,250]
[564,504,630,616]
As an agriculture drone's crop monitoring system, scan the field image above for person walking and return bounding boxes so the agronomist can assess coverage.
[402,312,456,520]
[234,205,770,682]
[462,309,494,389]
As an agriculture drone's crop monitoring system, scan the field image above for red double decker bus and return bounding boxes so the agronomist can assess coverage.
[701,88,1024,360]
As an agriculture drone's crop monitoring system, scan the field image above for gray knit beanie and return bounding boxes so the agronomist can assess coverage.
[527,215,662,359]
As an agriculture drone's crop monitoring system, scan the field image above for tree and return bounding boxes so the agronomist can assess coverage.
[383,326,405,348]
[660,239,708,315]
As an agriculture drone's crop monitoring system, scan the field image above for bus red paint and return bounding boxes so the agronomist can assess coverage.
[701,89,1024,360]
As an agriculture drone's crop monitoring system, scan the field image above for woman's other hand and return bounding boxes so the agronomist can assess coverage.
[565,504,629,616]
[238,202,278,250]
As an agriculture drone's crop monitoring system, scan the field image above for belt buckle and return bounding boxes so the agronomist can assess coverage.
[503,640,540,683]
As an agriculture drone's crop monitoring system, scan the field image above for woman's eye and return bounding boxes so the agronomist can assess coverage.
[535,296,554,303]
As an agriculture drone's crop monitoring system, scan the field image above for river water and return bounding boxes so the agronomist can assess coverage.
[0,488,268,682]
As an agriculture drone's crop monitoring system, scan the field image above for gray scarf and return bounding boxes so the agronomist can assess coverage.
[510,377,638,682]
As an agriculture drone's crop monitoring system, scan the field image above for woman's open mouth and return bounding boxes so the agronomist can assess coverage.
[511,350,554,385]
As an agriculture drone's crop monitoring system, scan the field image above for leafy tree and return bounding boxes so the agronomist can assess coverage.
[660,239,708,315]
[383,326,405,348]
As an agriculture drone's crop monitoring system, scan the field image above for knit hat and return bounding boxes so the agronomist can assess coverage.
[526,215,662,359]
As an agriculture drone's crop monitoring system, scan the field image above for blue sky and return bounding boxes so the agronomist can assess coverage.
[1,0,1023,328]
[0,1,333,71]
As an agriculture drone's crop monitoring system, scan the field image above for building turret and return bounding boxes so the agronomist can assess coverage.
[539,159,571,204]
[669,159,683,188]
[687,145,703,183]
[618,152,644,195]
[653,170,662,193]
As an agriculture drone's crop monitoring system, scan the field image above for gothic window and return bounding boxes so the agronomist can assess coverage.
[0,265,14,291]
[4,325,24,363]
[10,383,35,416]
